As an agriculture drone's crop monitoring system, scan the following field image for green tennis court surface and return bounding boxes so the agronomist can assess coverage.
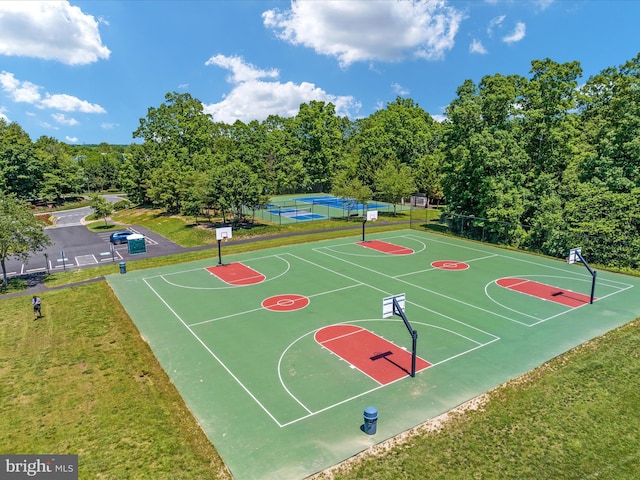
[106,230,640,479]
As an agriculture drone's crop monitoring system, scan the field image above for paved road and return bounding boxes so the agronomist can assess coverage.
[4,196,190,278]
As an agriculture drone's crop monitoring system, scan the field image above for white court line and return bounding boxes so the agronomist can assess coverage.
[143,277,285,427]
[484,274,633,327]
[405,233,635,288]
[142,238,637,428]
[143,252,282,280]
[315,245,526,326]
[276,318,498,428]
[143,249,501,428]
[316,235,634,327]
[188,283,363,327]
[322,235,428,257]
[288,250,499,340]
[159,255,291,290]
[395,253,498,278]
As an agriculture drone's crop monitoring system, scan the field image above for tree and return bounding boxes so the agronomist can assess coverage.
[147,157,190,213]
[0,120,38,199]
[293,101,347,192]
[331,170,372,218]
[89,194,113,227]
[351,97,437,189]
[119,144,152,204]
[209,161,263,224]
[375,160,416,215]
[0,195,52,288]
[133,91,215,166]
[34,136,78,202]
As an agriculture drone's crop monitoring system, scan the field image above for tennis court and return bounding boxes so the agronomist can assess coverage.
[107,229,640,479]
[250,193,411,224]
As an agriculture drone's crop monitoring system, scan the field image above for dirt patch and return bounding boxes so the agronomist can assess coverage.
[34,213,55,225]
[310,394,489,479]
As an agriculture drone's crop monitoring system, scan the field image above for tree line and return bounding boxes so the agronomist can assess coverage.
[1,54,639,269]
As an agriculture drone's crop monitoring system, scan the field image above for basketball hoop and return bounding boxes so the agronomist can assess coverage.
[216,226,232,242]
[362,210,378,242]
[215,226,233,265]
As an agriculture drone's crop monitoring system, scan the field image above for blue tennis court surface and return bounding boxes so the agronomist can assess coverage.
[266,206,327,221]
[294,195,387,210]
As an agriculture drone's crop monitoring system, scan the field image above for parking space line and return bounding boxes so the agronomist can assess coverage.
[76,254,98,266]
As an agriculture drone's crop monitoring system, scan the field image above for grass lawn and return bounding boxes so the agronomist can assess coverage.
[0,282,231,479]
[2,205,639,478]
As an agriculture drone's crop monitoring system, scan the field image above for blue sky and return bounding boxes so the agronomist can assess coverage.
[0,0,638,145]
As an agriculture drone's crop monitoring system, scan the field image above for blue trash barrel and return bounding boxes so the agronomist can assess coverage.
[363,406,378,435]
[119,262,127,274]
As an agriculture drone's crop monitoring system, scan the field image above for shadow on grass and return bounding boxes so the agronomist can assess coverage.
[0,273,52,295]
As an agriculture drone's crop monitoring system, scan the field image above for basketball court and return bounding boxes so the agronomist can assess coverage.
[106,229,640,479]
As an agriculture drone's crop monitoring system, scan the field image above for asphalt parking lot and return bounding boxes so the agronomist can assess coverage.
[5,224,188,278]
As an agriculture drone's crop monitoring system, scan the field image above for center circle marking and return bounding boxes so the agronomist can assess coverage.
[262,294,310,312]
[431,260,469,271]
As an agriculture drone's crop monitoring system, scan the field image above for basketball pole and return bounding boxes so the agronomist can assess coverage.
[217,239,222,265]
[393,297,418,377]
[576,250,597,304]
[362,218,367,242]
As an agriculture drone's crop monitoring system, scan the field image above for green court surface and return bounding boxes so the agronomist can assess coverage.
[106,229,640,479]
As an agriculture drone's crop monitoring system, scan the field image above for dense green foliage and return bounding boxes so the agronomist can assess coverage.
[2,54,639,267]
[0,195,52,287]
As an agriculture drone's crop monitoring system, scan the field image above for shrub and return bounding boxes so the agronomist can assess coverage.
[113,199,132,211]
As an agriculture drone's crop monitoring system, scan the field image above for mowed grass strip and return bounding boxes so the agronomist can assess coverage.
[0,282,231,479]
[313,318,640,480]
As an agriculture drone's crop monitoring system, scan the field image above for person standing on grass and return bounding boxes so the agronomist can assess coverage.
[32,295,42,320]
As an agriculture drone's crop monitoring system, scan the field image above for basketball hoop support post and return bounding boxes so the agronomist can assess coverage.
[363,210,378,241]
[392,297,418,377]
[575,250,597,304]
[215,227,232,266]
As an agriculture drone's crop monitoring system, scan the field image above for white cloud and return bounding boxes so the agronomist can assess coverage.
[503,22,526,44]
[40,93,105,113]
[469,39,487,54]
[0,107,8,122]
[65,136,78,143]
[533,0,554,11]
[0,71,106,113]
[204,54,360,124]
[0,1,110,65]
[392,83,410,96]
[487,15,505,37]
[51,113,79,126]
[431,113,447,123]
[205,55,278,83]
[263,0,465,67]
[0,72,40,103]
